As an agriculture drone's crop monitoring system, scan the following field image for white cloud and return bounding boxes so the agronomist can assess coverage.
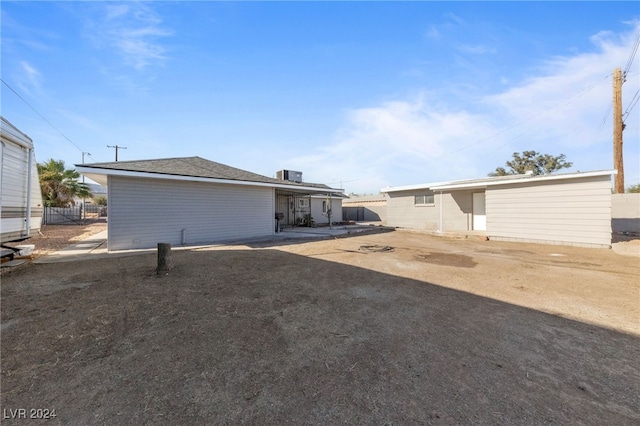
[17,61,43,95]
[86,2,172,71]
[290,22,640,193]
[425,26,440,40]
[457,44,496,55]
[285,96,496,193]
[105,4,129,21]
[485,21,640,150]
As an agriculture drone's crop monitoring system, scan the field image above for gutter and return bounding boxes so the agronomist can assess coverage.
[76,166,344,194]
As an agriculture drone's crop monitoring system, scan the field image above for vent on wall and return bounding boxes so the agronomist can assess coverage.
[277,170,303,183]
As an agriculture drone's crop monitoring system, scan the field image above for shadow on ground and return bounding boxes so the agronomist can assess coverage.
[1,248,638,425]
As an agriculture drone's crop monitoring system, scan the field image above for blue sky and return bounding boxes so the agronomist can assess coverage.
[2,1,639,194]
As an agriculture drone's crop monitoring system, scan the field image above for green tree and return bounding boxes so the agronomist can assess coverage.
[489,151,573,176]
[627,184,640,193]
[93,195,108,206]
[37,159,92,207]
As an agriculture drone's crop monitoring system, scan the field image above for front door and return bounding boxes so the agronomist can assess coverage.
[472,192,486,231]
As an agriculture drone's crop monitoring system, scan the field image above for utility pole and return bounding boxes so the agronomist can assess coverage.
[107,145,127,162]
[613,67,624,193]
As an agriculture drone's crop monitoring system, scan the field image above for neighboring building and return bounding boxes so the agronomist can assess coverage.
[77,157,343,251]
[72,183,108,207]
[382,170,616,248]
[87,183,108,199]
[342,193,388,223]
[612,193,640,234]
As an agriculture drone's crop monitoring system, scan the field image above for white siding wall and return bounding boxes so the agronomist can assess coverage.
[486,175,612,247]
[386,190,473,231]
[108,176,275,250]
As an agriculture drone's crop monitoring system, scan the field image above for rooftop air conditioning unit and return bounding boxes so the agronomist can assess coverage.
[277,169,303,183]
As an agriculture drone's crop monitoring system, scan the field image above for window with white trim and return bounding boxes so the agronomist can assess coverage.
[414,192,435,205]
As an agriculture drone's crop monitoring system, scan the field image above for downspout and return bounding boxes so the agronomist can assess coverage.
[328,192,332,229]
[438,190,443,234]
[25,147,33,238]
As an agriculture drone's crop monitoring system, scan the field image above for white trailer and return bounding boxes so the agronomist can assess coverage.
[1,116,43,246]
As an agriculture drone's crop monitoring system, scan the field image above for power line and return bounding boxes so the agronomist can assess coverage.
[326,175,378,186]
[107,145,127,161]
[624,88,640,121]
[598,104,612,133]
[623,31,640,77]
[436,74,610,159]
[1,78,86,154]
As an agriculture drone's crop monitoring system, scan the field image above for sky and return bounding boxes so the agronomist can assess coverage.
[1,1,639,194]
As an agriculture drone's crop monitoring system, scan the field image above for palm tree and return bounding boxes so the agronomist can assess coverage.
[37,159,92,207]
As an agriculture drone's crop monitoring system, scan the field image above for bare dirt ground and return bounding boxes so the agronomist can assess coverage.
[31,219,108,257]
[1,229,639,425]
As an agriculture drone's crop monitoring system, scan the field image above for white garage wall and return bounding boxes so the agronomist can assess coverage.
[486,175,612,247]
[108,176,274,250]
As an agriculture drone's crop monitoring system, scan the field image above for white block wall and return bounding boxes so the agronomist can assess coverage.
[386,190,473,231]
[612,193,640,233]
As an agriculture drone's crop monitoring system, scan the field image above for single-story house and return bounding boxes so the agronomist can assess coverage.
[382,170,616,248]
[76,157,344,251]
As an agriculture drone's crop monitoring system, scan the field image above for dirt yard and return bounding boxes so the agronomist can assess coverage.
[27,219,108,257]
[1,229,638,424]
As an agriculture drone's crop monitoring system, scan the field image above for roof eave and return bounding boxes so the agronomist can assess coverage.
[76,166,344,193]
[430,170,617,191]
[382,170,617,193]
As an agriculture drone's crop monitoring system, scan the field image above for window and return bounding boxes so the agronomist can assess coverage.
[414,192,435,205]
[322,200,327,213]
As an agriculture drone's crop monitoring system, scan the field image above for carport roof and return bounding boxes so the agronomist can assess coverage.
[381,169,616,192]
[76,156,343,194]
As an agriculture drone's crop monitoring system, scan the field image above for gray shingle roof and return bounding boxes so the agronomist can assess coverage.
[80,156,279,183]
[77,156,336,191]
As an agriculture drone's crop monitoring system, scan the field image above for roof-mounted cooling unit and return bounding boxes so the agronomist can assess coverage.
[277,169,303,183]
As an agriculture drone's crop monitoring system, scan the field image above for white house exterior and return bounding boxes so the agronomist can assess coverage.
[77,157,343,251]
[382,170,616,248]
